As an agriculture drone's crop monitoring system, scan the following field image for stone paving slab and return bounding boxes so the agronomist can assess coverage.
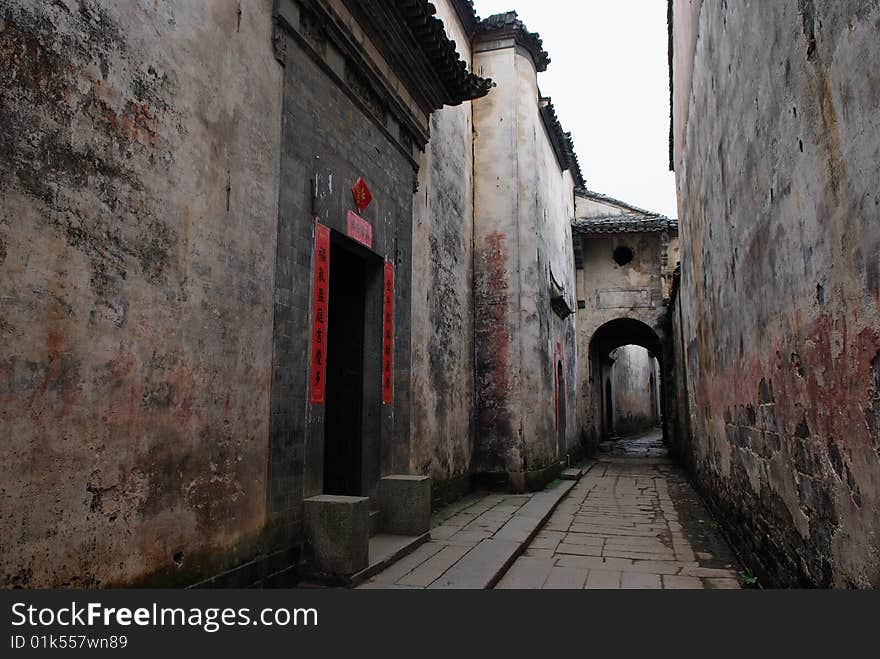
[429,539,521,589]
[522,548,555,558]
[706,577,741,589]
[662,575,704,589]
[495,556,556,589]
[367,541,446,585]
[494,515,540,543]
[621,572,663,589]
[586,569,622,589]
[357,472,584,589]
[530,530,565,550]
[396,544,472,587]
[543,565,589,589]
[348,533,430,587]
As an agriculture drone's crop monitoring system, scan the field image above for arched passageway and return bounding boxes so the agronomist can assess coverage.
[588,318,665,444]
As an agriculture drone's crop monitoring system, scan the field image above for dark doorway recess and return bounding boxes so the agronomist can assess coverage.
[323,240,367,496]
[557,361,566,457]
[650,372,658,418]
[605,378,614,436]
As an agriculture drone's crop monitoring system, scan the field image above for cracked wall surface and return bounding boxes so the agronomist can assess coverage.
[671,0,880,587]
[410,0,476,503]
[472,35,579,489]
[0,0,283,586]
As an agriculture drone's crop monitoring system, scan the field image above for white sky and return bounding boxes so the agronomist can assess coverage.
[472,0,678,218]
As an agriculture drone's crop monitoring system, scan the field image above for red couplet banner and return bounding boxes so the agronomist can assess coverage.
[382,262,394,405]
[310,223,331,405]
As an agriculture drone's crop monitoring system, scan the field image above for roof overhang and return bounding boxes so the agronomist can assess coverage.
[540,98,586,189]
[473,11,550,72]
[572,214,678,235]
[347,0,494,111]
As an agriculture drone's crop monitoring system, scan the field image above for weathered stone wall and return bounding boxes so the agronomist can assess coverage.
[472,39,579,488]
[516,80,579,479]
[610,346,660,435]
[410,0,475,501]
[667,273,696,474]
[472,42,522,479]
[0,0,282,586]
[671,0,880,587]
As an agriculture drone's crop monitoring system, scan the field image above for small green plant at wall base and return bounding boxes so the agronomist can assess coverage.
[738,569,759,588]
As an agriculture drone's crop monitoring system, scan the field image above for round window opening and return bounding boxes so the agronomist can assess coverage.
[613,245,634,266]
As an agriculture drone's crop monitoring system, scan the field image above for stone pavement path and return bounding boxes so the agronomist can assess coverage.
[496,430,742,589]
[357,480,575,589]
[598,428,668,457]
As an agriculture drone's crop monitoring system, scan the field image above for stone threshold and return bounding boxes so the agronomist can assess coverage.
[561,464,590,480]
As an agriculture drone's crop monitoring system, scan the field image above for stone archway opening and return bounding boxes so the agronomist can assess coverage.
[588,318,665,449]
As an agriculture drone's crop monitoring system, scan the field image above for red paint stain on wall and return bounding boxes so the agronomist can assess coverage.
[476,231,512,434]
[699,311,880,447]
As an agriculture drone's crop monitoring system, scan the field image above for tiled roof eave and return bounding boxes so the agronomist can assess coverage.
[476,11,551,72]
[572,216,679,234]
[396,0,494,104]
[539,99,585,189]
[450,0,480,35]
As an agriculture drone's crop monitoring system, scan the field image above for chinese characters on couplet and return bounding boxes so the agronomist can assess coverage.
[309,219,392,406]
[309,223,331,404]
[382,262,394,405]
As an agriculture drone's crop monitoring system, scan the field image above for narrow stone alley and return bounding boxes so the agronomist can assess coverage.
[360,430,741,589]
[498,430,741,588]
[3,0,879,590]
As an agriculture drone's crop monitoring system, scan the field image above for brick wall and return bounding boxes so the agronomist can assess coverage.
[269,28,416,531]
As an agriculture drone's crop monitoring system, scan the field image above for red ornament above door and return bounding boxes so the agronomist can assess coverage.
[352,177,373,213]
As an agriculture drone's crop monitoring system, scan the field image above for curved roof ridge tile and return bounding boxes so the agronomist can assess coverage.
[476,10,551,72]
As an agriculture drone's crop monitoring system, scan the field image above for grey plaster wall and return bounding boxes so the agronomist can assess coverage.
[472,39,578,488]
[0,0,282,587]
[472,42,522,478]
[410,0,476,501]
[515,74,579,478]
[672,0,880,587]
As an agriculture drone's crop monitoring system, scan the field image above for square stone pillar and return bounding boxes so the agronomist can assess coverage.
[379,475,431,535]
[303,495,369,575]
